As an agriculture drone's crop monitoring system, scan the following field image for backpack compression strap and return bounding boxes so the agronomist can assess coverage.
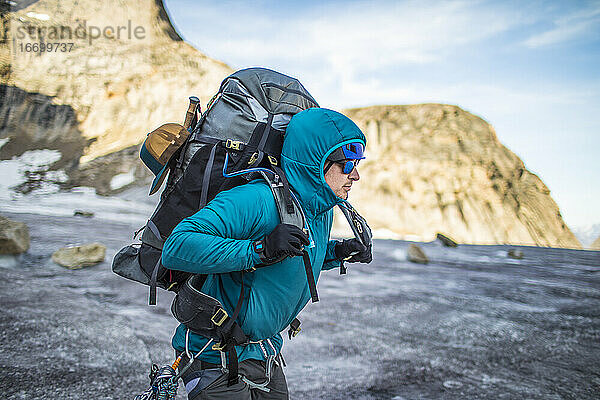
[145,219,165,305]
[216,273,248,386]
[336,202,373,274]
[302,250,319,303]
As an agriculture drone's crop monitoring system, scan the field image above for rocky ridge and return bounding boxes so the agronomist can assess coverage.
[338,105,581,248]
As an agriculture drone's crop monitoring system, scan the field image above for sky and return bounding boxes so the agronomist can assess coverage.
[164,0,600,230]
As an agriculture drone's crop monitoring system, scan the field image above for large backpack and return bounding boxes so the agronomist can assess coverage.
[113,68,320,305]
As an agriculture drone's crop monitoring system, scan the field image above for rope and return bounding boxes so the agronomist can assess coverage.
[133,367,178,400]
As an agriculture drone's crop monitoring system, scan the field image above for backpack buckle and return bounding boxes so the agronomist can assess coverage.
[290,326,301,338]
[267,155,278,166]
[288,319,301,339]
[211,308,228,327]
[212,342,226,351]
[248,152,259,165]
[225,139,243,150]
[271,174,283,188]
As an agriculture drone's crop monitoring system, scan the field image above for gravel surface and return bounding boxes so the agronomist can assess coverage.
[0,211,599,399]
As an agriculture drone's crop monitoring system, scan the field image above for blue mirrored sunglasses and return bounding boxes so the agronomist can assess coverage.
[336,158,361,174]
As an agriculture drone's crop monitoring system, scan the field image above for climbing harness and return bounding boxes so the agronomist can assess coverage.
[133,364,178,400]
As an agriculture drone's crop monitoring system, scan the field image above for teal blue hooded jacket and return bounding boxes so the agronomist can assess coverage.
[162,108,366,364]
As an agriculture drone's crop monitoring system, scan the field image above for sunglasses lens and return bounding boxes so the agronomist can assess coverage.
[342,159,359,174]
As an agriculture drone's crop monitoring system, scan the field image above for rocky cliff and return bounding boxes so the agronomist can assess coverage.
[1,0,232,166]
[338,105,581,248]
[591,236,600,251]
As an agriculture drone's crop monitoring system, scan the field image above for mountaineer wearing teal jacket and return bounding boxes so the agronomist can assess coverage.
[162,108,372,399]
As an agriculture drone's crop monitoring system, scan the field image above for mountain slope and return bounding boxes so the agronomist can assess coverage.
[2,0,232,165]
[340,105,581,248]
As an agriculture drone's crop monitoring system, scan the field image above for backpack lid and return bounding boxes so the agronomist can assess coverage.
[226,68,319,116]
[140,123,191,195]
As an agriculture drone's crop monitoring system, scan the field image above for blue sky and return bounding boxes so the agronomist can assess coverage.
[164,0,600,230]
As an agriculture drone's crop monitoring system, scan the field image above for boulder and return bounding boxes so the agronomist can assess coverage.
[507,249,524,259]
[436,233,458,247]
[0,215,30,254]
[73,210,94,218]
[52,242,106,269]
[407,244,429,264]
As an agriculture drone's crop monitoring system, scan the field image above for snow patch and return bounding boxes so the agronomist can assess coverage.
[110,170,136,191]
[19,149,61,167]
[0,255,19,269]
[0,138,9,150]
[0,149,63,200]
[443,380,463,389]
[391,248,407,261]
[26,12,50,21]
[0,185,155,225]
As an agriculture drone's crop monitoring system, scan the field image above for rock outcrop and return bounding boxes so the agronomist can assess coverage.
[1,0,232,169]
[52,242,106,268]
[436,233,458,247]
[66,143,153,194]
[591,236,600,251]
[0,85,89,170]
[339,105,581,249]
[507,249,524,260]
[0,215,30,254]
[407,243,428,264]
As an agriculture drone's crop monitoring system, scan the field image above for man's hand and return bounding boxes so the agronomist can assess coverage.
[334,238,372,263]
[254,223,310,265]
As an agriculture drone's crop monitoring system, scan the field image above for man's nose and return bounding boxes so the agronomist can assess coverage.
[349,166,360,181]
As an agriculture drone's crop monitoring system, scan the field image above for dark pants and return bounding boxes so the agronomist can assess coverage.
[179,357,289,400]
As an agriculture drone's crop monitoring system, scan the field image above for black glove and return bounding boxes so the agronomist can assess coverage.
[334,239,372,263]
[253,223,310,265]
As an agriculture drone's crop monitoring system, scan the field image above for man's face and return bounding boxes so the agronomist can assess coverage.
[324,160,361,200]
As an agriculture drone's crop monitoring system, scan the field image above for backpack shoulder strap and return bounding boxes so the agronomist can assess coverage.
[337,202,372,247]
[258,171,304,229]
[337,202,373,275]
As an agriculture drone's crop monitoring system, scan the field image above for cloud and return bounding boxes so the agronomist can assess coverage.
[176,0,524,108]
[197,1,519,67]
[523,2,600,47]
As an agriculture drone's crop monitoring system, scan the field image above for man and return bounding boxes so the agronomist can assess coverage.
[162,108,372,399]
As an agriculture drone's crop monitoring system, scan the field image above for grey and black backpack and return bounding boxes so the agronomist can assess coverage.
[113,67,372,304]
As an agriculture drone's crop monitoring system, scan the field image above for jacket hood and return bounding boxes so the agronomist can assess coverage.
[281,108,366,220]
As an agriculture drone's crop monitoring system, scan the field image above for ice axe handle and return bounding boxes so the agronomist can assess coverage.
[183,96,200,130]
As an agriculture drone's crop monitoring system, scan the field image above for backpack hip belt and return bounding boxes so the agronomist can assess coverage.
[172,273,303,387]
